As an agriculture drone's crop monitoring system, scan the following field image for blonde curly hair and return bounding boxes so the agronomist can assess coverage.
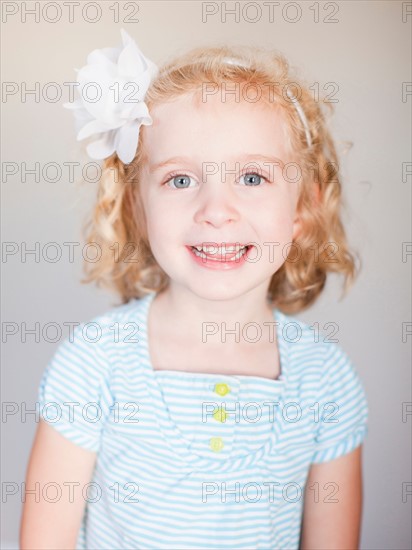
[79,44,359,314]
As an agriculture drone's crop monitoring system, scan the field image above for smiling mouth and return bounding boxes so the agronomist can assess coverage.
[188,243,253,262]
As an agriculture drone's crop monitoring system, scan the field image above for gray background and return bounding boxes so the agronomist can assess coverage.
[2,1,411,548]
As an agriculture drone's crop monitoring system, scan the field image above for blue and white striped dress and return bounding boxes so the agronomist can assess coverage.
[38,291,368,549]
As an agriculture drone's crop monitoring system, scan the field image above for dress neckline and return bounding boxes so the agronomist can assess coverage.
[134,291,291,471]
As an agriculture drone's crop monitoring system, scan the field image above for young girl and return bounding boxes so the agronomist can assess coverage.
[20,30,368,549]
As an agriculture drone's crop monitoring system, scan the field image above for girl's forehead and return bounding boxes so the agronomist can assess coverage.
[149,91,283,123]
[143,93,291,162]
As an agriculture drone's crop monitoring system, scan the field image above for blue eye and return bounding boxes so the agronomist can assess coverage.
[239,172,269,186]
[165,174,195,189]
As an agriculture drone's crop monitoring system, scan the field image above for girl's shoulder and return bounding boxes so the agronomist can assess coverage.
[275,307,343,355]
[87,295,148,326]
[274,308,362,384]
[37,296,151,452]
[42,296,149,384]
[72,294,150,344]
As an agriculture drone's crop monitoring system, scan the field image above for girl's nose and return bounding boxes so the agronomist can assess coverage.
[193,179,240,227]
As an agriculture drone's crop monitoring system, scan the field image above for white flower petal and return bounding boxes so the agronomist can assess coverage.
[120,28,135,47]
[128,101,152,122]
[147,60,159,81]
[78,62,118,85]
[77,119,117,141]
[87,46,121,66]
[77,66,121,124]
[118,43,146,78]
[86,132,117,160]
[71,107,95,135]
[115,121,141,164]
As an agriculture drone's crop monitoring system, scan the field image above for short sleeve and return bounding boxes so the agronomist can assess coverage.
[311,342,369,463]
[37,321,113,452]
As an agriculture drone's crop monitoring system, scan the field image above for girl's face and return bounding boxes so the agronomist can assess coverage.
[138,91,302,301]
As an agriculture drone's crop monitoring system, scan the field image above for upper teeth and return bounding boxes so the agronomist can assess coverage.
[193,244,247,253]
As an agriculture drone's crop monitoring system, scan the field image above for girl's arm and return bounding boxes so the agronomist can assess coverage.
[300,445,363,550]
[20,419,97,549]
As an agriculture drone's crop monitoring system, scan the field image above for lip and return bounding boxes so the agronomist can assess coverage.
[186,244,254,270]
[190,242,250,248]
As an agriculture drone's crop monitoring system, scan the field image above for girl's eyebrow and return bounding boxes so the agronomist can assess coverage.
[149,156,192,173]
[149,154,285,173]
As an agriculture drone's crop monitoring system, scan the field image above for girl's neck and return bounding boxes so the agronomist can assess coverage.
[151,285,276,350]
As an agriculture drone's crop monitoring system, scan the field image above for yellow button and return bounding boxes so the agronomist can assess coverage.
[210,437,224,452]
[214,383,230,396]
[213,407,228,423]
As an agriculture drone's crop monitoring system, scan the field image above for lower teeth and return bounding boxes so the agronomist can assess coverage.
[191,247,248,261]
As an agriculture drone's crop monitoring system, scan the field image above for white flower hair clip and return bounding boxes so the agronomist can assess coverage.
[63,28,158,164]
[64,33,312,165]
